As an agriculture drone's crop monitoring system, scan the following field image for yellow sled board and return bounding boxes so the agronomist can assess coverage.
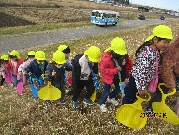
[38,82,61,100]
[116,92,151,130]
[152,83,179,125]
[90,90,96,102]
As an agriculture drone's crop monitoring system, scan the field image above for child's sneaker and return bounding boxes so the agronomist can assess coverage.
[83,98,94,105]
[59,99,66,104]
[46,101,51,106]
[65,89,69,94]
[100,104,108,112]
[72,101,80,108]
[9,83,14,88]
[107,97,119,106]
[146,108,155,114]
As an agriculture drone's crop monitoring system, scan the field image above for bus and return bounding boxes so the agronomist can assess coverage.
[91,10,120,26]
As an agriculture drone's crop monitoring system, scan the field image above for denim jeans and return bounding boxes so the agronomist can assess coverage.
[100,82,120,105]
[122,75,138,105]
[12,75,18,87]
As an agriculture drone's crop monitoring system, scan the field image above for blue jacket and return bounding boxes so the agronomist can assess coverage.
[26,60,48,78]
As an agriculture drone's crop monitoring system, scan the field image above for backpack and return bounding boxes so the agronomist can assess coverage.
[71,54,83,89]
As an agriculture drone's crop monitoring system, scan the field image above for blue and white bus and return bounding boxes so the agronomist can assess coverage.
[91,10,120,26]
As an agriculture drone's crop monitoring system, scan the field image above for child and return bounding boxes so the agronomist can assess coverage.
[18,51,36,85]
[71,46,101,108]
[8,50,23,89]
[148,35,179,112]
[0,54,9,88]
[45,50,72,105]
[122,25,173,106]
[58,45,73,91]
[26,51,48,91]
[99,37,130,112]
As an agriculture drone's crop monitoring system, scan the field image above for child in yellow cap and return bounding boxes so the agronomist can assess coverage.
[99,37,131,112]
[7,50,23,89]
[122,25,173,113]
[18,51,36,85]
[0,54,9,88]
[44,50,72,105]
[26,51,48,92]
[58,45,72,92]
[71,46,101,108]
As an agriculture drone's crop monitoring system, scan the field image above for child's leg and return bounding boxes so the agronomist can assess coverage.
[147,79,169,110]
[100,83,111,105]
[60,86,65,100]
[12,75,18,87]
[85,79,95,100]
[0,75,5,86]
[122,75,138,104]
[72,80,86,102]
[109,82,120,99]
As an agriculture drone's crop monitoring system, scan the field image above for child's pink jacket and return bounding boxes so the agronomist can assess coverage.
[18,60,31,74]
[7,59,23,75]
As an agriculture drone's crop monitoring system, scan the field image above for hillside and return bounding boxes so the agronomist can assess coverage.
[0,0,177,28]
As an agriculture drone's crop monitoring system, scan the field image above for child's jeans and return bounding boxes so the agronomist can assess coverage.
[12,75,18,87]
[100,82,120,105]
[122,75,138,105]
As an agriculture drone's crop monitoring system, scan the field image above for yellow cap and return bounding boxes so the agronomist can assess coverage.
[52,50,66,64]
[35,51,46,60]
[58,45,68,52]
[10,50,21,59]
[1,54,9,60]
[84,46,101,62]
[145,25,173,42]
[28,51,36,56]
[105,37,127,55]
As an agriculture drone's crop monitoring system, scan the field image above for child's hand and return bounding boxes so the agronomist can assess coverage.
[117,66,122,71]
[52,70,56,77]
[138,90,147,95]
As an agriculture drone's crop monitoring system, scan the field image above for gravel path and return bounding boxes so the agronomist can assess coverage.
[0,19,177,53]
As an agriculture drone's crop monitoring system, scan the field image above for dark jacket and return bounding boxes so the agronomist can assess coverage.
[45,63,72,89]
[72,54,98,90]
[26,60,48,78]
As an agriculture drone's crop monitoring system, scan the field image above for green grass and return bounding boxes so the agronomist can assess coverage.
[0,21,92,37]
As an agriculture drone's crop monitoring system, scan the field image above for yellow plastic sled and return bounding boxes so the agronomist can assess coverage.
[152,83,179,125]
[38,81,61,100]
[90,90,96,102]
[116,92,151,130]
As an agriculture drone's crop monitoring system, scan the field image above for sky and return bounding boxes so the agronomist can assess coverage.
[130,0,179,12]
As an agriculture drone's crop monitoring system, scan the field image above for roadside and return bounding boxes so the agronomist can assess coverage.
[0,18,178,54]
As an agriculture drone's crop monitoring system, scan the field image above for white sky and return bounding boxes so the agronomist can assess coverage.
[130,0,179,12]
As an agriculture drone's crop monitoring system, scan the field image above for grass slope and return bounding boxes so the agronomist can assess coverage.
[0,20,179,134]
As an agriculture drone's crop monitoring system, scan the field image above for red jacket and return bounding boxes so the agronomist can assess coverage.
[125,54,133,78]
[99,52,133,85]
[99,52,119,85]
[7,59,23,75]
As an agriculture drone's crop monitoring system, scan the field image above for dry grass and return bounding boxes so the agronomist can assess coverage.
[1,20,179,134]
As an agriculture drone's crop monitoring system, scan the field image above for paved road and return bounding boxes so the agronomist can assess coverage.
[0,19,177,53]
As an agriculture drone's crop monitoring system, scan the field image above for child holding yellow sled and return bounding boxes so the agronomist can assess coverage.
[122,25,173,106]
[44,50,72,105]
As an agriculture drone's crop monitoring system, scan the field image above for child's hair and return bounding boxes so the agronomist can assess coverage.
[135,36,166,57]
[9,55,17,59]
[62,46,70,54]
[25,55,35,61]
